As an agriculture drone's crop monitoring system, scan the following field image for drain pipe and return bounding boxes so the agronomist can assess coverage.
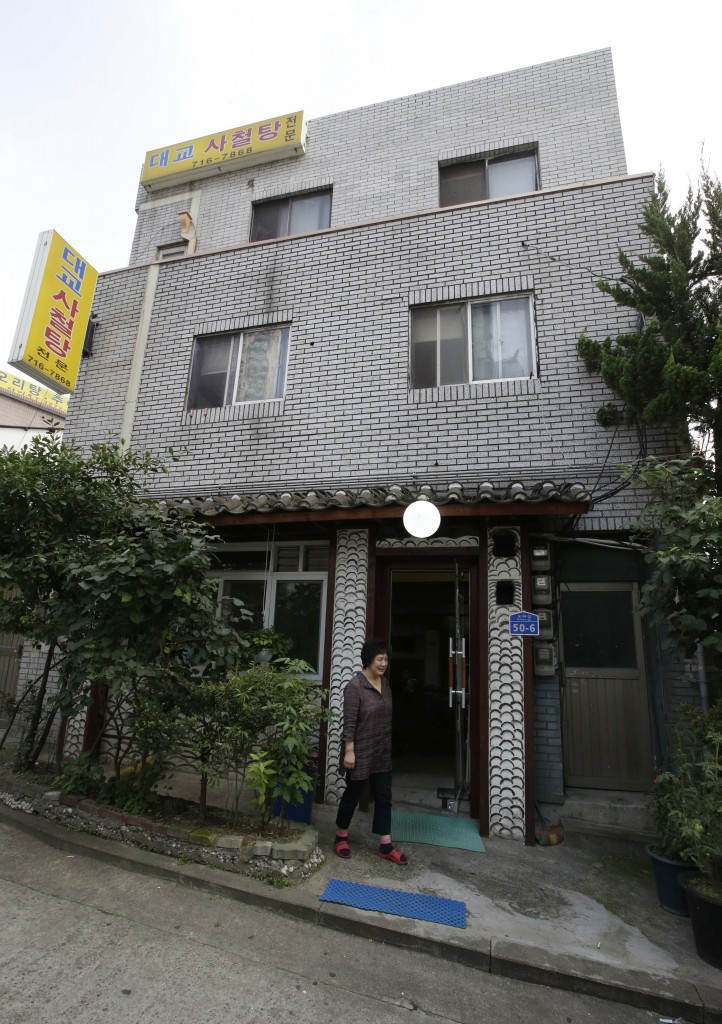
[696,642,710,716]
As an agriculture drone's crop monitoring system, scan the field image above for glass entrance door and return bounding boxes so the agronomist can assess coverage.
[388,567,470,811]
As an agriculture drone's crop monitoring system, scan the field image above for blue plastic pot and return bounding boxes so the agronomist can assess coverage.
[272,789,313,824]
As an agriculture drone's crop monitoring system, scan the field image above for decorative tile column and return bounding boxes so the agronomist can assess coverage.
[325,529,369,802]
[487,526,525,839]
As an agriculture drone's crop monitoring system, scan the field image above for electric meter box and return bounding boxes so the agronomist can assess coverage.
[533,642,556,676]
[531,574,553,606]
[530,541,552,572]
[533,607,554,639]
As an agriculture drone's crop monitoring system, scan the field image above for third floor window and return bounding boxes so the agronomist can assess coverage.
[251,189,332,242]
[439,152,538,207]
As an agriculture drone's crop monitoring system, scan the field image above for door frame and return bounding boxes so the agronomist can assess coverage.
[371,547,486,829]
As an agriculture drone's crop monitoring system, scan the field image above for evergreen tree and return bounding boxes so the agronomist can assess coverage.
[578,171,722,492]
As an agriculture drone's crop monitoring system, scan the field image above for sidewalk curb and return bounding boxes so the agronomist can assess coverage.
[1,801,719,1023]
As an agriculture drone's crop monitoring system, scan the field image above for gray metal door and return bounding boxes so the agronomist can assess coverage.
[560,583,653,791]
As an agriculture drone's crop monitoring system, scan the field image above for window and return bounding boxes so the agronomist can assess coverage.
[439,152,537,207]
[250,189,332,242]
[187,326,289,410]
[157,242,188,260]
[410,296,534,388]
[214,543,329,674]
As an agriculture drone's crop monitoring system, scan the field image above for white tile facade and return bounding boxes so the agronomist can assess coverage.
[59,50,675,832]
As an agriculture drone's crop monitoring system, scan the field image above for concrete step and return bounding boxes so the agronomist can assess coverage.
[551,787,654,853]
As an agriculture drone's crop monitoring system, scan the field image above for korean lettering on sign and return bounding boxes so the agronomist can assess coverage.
[9,230,98,395]
[142,111,305,187]
[0,370,69,412]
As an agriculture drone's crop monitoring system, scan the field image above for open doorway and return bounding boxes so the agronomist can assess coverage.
[388,568,471,813]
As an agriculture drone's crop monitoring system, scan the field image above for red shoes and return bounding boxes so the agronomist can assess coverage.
[334,835,352,859]
[378,846,408,865]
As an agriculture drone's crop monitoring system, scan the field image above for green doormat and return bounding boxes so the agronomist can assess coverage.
[388,811,486,852]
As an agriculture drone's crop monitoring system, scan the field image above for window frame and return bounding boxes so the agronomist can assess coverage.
[439,150,538,207]
[211,542,329,676]
[409,294,536,389]
[156,242,188,260]
[186,325,290,411]
[250,188,332,242]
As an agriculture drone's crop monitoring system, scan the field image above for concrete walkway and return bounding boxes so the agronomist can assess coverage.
[1,791,721,1023]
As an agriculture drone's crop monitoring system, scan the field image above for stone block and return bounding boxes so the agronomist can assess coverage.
[166,823,193,840]
[271,841,308,861]
[189,827,218,846]
[216,835,244,849]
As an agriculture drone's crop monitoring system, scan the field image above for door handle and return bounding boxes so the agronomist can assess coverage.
[448,637,466,708]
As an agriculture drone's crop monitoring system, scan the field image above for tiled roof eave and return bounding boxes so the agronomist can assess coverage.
[162,481,592,518]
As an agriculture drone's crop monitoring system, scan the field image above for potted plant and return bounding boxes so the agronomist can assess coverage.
[245,658,331,829]
[271,750,319,824]
[673,708,722,968]
[646,709,704,915]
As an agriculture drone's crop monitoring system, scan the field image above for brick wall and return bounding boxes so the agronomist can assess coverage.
[67,173,673,531]
[129,49,627,264]
[534,678,564,803]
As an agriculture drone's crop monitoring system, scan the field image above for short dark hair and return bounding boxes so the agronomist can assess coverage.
[361,638,390,668]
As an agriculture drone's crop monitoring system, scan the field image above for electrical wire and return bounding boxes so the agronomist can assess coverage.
[520,239,621,284]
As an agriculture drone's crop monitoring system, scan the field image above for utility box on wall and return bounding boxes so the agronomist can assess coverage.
[534,607,554,640]
[533,642,556,676]
[530,540,552,572]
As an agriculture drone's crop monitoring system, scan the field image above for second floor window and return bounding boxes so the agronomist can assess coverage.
[251,189,332,242]
[187,326,290,410]
[410,296,535,388]
[439,152,538,207]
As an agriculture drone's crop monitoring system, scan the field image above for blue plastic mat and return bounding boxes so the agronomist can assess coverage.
[320,878,466,929]
[387,811,486,853]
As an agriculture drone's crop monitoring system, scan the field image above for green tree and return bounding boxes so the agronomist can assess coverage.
[0,436,246,778]
[578,171,722,491]
[631,458,722,668]
[179,628,293,820]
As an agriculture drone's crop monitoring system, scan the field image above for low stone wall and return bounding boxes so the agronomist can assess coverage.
[0,773,324,883]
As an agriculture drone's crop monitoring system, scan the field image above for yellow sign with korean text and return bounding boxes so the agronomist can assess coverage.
[141,111,306,191]
[9,231,98,395]
[0,370,69,414]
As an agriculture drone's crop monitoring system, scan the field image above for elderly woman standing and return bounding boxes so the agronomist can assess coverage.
[333,638,408,865]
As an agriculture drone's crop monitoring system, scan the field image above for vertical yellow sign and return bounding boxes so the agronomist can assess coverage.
[10,230,98,395]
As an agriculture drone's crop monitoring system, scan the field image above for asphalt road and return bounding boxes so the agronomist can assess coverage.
[0,821,661,1024]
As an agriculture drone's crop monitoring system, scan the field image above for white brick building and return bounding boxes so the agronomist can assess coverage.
[62,49,688,841]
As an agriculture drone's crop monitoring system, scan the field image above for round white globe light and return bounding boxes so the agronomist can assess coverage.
[403,499,441,538]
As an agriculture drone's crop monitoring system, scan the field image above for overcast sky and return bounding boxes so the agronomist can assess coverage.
[2,0,719,382]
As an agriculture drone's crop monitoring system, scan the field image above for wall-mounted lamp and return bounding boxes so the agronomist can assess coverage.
[403,496,441,538]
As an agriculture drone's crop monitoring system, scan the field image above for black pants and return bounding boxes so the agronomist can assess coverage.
[336,771,392,837]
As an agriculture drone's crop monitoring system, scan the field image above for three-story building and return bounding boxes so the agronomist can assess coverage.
[59,49,694,841]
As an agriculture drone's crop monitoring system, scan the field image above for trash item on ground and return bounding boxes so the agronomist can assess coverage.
[535,801,564,845]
